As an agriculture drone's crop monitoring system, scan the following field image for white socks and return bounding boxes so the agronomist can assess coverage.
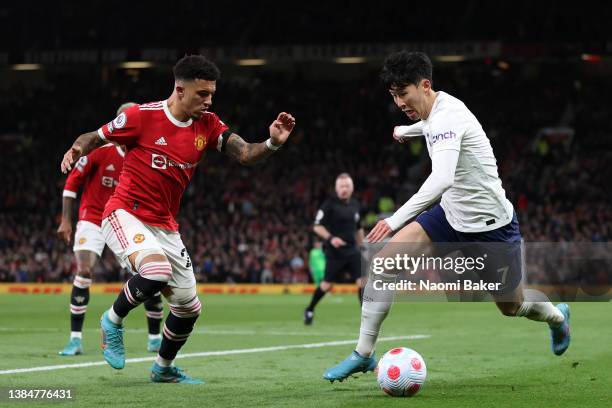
[356,272,397,357]
[108,307,123,325]
[516,301,564,327]
[70,331,82,339]
[156,355,172,367]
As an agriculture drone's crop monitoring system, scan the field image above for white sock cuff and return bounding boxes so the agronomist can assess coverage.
[73,275,92,289]
[108,307,123,325]
[70,331,82,339]
[156,355,172,367]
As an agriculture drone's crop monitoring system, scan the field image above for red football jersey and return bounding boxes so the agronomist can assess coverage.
[97,100,228,231]
[63,144,125,226]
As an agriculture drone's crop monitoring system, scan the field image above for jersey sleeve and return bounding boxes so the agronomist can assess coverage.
[385,149,459,230]
[203,112,229,152]
[429,108,467,154]
[393,121,424,141]
[97,104,141,146]
[314,199,331,226]
[63,151,97,198]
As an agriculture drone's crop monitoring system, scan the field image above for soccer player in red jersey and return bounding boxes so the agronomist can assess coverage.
[61,55,296,383]
[57,103,164,357]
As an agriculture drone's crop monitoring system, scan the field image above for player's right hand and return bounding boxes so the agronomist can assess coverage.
[367,220,392,243]
[330,237,347,248]
[57,219,73,245]
[61,145,82,173]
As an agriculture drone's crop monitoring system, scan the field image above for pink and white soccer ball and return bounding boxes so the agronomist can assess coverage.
[376,347,427,397]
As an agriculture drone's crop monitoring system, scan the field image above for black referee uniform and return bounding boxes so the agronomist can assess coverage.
[304,195,363,324]
[315,196,362,283]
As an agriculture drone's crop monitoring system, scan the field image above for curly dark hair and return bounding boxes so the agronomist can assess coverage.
[173,55,221,82]
[380,51,432,89]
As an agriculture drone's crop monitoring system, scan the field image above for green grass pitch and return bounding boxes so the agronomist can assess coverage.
[0,294,609,407]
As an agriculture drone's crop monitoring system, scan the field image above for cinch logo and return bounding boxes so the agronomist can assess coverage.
[101,176,115,187]
[151,154,167,169]
[151,154,196,170]
[431,131,456,144]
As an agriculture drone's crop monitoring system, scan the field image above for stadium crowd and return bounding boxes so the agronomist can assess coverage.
[0,61,609,283]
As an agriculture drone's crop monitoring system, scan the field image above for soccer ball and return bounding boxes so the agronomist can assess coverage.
[376,347,427,397]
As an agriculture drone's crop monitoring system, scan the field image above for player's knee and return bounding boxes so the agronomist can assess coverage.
[320,281,332,292]
[75,268,92,279]
[133,249,172,283]
[164,286,201,319]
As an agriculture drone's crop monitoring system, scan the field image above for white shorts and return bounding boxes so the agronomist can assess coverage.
[73,220,106,256]
[101,209,195,288]
[73,220,127,269]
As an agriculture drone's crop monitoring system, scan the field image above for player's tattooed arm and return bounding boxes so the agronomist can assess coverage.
[223,112,296,166]
[61,131,104,173]
[224,133,274,165]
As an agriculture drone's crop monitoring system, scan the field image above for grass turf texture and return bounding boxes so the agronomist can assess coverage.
[0,294,609,407]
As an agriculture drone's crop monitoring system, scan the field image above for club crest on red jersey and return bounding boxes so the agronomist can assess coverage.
[112,112,127,130]
[194,135,206,151]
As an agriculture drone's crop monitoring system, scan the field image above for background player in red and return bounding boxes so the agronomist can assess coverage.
[60,55,296,384]
[57,103,164,356]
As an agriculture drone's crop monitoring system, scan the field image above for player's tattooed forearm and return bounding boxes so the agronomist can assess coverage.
[224,133,272,165]
[225,133,249,164]
[74,131,105,156]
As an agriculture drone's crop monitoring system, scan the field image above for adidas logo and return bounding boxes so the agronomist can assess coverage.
[155,137,167,146]
[105,164,115,171]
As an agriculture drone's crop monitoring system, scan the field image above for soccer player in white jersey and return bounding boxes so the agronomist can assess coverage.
[323,51,570,382]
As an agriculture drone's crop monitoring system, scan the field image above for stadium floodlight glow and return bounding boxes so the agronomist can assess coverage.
[334,57,366,64]
[12,63,42,71]
[435,55,466,63]
[236,59,266,66]
[119,61,154,69]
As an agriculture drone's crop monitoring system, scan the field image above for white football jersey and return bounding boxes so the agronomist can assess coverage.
[399,91,514,233]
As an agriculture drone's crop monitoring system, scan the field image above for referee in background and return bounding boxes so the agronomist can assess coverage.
[304,173,365,325]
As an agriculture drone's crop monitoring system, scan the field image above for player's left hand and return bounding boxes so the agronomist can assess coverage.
[367,220,392,243]
[393,126,410,144]
[269,112,296,146]
[61,145,83,173]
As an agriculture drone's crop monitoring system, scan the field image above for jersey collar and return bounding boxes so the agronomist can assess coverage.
[162,100,193,128]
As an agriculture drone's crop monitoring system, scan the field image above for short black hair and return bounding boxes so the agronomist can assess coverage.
[380,51,433,89]
[173,55,221,82]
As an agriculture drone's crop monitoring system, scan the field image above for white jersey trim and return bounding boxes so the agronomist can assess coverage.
[97,128,108,142]
[162,100,193,128]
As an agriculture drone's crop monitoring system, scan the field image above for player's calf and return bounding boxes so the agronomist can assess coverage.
[156,287,201,368]
[60,273,91,356]
[144,293,164,352]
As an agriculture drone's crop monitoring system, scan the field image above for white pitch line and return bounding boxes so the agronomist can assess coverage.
[0,327,366,337]
[0,335,430,375]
